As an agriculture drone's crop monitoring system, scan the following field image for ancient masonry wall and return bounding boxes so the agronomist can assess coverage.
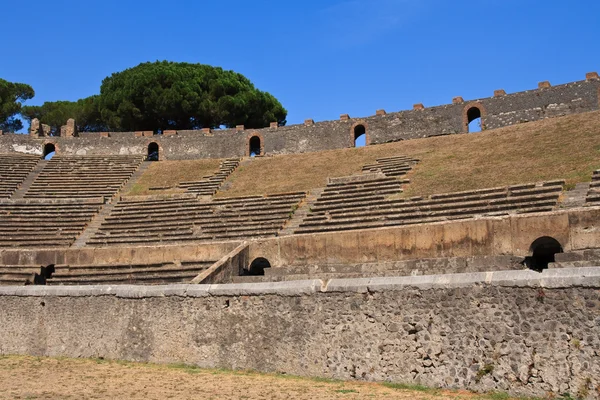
[1,268,599,399]
[0,75,598,160]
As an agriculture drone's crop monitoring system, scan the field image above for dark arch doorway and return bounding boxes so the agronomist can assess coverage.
[246,257,271,276]
[466,107,482,133]
[526,236,563,271]
[249,136,261,157]
[354,124,366,147]
[43,143,56,160]
[147,142,159,161]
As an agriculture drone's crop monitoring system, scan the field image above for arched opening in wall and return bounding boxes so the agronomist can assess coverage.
[43,143,56,160]
[249,136,261,157]
[354,124,366,147]
[245,257,271,276]
[525,236,563,272]
[147,142,159,161]
[466,107,482,133]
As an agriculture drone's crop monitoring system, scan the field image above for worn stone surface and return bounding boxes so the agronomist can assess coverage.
[2,77,598,160]
[0,268,599,398]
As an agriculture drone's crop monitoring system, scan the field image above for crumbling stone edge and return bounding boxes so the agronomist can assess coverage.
[0,267,598,298]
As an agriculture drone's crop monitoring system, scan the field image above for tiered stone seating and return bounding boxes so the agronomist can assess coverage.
[361,155,419,178]
[0,198,103,247]
[87,192,306,246]
[23,155,143,200]
[0,265,40,286]
[586,170,600,204]
[178,158,240,195]
[46,260,215,285]
[0,154,39,198]
[233,254,525,283]
[295,180,565,234]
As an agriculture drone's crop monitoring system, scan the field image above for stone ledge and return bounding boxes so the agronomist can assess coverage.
[1,267,598,298]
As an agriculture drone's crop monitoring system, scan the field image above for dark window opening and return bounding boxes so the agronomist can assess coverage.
[245,257,271,276]
[147,142,159,161]
[466,107,482,133]
[43,143,56,160]
[524,236,563,272]
[354,125,366,147]
[249,136,261,157]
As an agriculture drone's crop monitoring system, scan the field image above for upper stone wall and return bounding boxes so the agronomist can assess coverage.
[1,74,598,160]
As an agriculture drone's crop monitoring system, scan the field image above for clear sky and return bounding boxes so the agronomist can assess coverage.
[1,0,599,129]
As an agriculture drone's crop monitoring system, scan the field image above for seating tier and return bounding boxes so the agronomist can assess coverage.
[23,155,143,200]
[46,260,215,285]
[87,192,306,246]
[0,199,103,247]
[295,180,565,234]
[0,154,40,199]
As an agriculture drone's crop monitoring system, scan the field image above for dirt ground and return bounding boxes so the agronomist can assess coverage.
[0,355,518,400]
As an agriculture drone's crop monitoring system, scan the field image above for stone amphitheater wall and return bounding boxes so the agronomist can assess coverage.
[1,268,599,398]
[250,207,600,269]
[1,76,598,160]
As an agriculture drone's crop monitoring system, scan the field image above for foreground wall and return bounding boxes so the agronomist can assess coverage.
[1,268,599,398]
[1,75,598,160]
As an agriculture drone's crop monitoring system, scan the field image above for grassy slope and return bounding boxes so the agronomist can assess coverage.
[128,159,221,196]
[217,111,600,198]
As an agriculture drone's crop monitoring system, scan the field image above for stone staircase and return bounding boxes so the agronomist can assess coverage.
[10,160,47,200]
[178,158,240,195]
[278,188,324,236]
[72,161,151,248]
[561,182,590,208]
[361,155,419,178]
[586,170,600,204]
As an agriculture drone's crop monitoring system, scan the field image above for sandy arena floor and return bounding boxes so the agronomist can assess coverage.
[0,355,518,400]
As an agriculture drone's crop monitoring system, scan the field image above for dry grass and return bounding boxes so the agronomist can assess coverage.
[128,159,221,195]
[216,111,600,198]
[0,355,529,400]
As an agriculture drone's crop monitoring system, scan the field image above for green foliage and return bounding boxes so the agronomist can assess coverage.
[21,96,105,135]
[97,61,287,131]
[476,363,495,383]
[0,78,34,132]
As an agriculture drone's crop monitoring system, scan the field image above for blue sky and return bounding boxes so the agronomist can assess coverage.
[1,0,599,130]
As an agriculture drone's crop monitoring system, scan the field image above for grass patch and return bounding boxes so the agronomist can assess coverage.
[214,111,600,198]
[128,159,222,195]
[383,382,433,392]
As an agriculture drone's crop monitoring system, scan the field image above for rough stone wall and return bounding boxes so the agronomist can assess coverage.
[1,77,598,160]
[0,268,599,399]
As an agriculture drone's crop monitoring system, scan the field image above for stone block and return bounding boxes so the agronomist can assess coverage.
[41,124,51,136]
[30,118,40,136]
[340,114,350,121]
[452,96,464,104]
[163,130,177,136]
[236,125,245,132]
[304,119,314,126]
[494,89,506,97]
[376,109,386,116]
[413,103,425,110]
[269,122,278,129]
[585,71,599,80]
[99,132,110,138]
[61,118,78,137]
[135,131,154,137]
[538,81,551,88]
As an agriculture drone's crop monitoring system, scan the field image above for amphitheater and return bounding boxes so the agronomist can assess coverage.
[1,73,600,399]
